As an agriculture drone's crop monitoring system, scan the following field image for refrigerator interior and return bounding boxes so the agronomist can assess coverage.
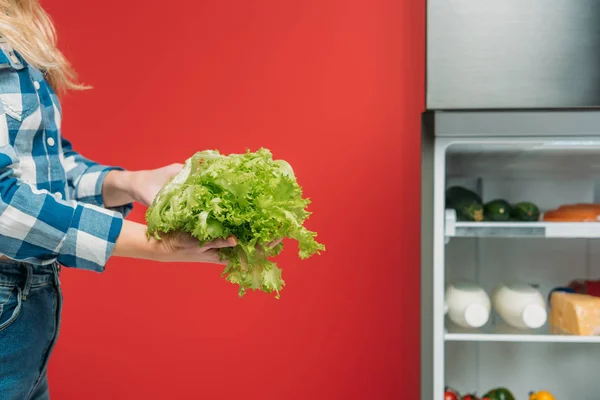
[443,140,600,398]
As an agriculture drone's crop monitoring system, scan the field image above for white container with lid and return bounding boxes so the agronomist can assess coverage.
[492,282,547,330]
[445,281,491,328]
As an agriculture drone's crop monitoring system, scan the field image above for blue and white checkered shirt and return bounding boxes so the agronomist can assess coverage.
[0,40,131,272]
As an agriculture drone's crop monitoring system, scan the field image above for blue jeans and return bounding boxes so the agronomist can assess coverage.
[0,261,62,400]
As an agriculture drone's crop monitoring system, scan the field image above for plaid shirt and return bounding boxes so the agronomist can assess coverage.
[0,39,131,272]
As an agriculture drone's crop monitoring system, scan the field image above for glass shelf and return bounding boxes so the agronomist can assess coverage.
[445,323,600,343]
[445,210,600,239]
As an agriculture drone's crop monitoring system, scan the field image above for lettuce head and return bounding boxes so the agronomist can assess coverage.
[145,148,325,298]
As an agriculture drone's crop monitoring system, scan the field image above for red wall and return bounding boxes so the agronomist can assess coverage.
[44,1,424,398]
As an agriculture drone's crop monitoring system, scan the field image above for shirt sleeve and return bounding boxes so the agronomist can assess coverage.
[61,138,133,218]
[0,143,123,272]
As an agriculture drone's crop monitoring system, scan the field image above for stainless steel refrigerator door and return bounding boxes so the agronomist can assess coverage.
[427,0,600,110]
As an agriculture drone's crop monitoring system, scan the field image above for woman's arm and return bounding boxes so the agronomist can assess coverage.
[61,138,133,216]
[1,135,234,272]
[113,220,236,264]
[62,137,183,209]
[101,170,136,208]
[0,147,233,269]
[102,164,184,208]
[58,142,234,265]
[0,144,125,272]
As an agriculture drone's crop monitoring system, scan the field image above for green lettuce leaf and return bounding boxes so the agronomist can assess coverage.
[146,148,325,298]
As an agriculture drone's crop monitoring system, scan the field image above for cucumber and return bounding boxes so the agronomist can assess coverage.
[446,186,484,222]
[511,201,540,222]
[484,199,512,221]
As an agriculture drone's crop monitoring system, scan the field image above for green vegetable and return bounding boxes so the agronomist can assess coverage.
[484,199,512,221]
[483,388,515,400]
[446,186,484,221]
[146,148,325,298]
[511,201,540,222]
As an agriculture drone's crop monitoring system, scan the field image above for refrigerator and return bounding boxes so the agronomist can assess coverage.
[421,1,600,399]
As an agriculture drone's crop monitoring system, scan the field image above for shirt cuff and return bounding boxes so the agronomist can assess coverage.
[56,203,124,272]
[74,165,134,218]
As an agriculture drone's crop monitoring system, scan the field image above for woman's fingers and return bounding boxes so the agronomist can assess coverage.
[161,232,196,252]
[267,238,283,248]
[253,239,283,252]
[201,236,237,251]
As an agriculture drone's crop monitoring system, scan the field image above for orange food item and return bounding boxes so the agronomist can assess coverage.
[529,391,556,400]
[543,208,600,222]
[558,203,600,212]
[550,292,600,335]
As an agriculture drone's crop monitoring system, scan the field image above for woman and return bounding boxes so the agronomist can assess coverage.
[0,1,237,398]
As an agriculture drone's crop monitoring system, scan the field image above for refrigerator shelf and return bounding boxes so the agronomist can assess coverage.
[445,324,600,343]
[445,210,600,239]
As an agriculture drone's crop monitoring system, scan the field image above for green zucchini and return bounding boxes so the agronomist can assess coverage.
[484,199,512,221]
[511,201,540,222]
[446,186,484,222]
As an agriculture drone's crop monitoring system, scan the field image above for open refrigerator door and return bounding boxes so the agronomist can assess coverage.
[422,112,600,400]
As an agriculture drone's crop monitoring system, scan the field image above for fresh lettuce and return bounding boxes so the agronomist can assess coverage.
[145,148,325,298]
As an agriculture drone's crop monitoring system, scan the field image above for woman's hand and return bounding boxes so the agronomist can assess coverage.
[129,163,183,207]
[103,164,183,208]
[154,232,237,264]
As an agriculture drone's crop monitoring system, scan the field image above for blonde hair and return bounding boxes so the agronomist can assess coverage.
[0,0,85,93]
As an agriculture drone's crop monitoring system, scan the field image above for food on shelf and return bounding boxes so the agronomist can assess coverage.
[510,202,540,222]
[482,388,515,400]
[549,292,600,336]
[445,187,542,223]
[543,202,600,222]
[445,282,491,328]
[567,279,600,297]
[492,283,547,330]
[444,387,461,400]
[528,391,555,400]
[462,394,480,400]
[543,208,599,222]
[446,186,484,221]
[484,199,512,221]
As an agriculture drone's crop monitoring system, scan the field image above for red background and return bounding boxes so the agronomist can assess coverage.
[44,0,424,398]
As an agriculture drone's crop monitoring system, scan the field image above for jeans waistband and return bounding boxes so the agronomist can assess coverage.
[0,260,60,291]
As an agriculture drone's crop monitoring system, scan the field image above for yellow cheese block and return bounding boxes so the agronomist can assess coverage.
[550,292,600,336]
